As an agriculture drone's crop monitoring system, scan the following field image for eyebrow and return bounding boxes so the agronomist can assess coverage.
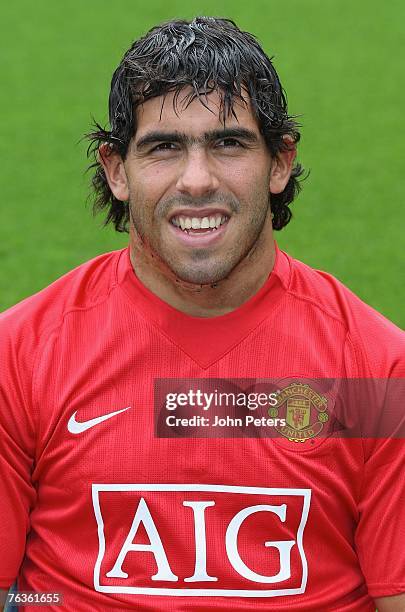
[135,127,259,150]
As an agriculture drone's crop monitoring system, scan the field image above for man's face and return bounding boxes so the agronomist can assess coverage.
[121,89,279,285]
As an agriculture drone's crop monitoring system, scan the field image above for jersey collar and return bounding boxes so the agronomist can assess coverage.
[117,242,290,368]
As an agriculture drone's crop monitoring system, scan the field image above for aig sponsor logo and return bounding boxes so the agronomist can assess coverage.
[92,484,311,598]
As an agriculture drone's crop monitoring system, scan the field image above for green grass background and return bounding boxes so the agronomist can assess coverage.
[1,0,404,326]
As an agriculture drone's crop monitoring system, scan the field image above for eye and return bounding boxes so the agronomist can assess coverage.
[216,138,243,148]
[152,142,178,152]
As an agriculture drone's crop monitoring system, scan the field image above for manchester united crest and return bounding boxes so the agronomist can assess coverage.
[269,383,329,443]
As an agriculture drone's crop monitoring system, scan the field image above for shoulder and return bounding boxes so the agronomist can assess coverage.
[284,252,405,376]
[0,249,125,344]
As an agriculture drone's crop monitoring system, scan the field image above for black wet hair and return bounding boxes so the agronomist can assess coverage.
[85,16,305,232]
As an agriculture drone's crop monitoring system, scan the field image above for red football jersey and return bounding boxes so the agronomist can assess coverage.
[0,244,404,611]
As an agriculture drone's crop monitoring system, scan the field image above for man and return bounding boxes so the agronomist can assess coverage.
[0,16,404,611]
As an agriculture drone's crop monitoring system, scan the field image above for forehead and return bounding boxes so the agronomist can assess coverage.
[135,88,260,136]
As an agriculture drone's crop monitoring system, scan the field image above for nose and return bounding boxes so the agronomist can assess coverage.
[175,149,219,197]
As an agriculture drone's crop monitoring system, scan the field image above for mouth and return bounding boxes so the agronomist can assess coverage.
[168,209,231,246]
[170,213,229,233]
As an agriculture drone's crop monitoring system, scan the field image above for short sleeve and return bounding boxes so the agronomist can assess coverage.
[355,380,405,597]
[0,311,37,588]
[346,299,405,596]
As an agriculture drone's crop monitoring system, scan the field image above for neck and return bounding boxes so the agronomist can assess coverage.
[129,219,276,318]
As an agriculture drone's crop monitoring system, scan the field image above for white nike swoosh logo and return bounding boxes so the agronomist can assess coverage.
[67,407,131,434]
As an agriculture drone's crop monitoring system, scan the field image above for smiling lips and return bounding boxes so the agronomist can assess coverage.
[171,214,228,233]
[169,209,230,236]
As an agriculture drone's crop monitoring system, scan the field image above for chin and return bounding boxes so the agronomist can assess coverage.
[171,265,230,286]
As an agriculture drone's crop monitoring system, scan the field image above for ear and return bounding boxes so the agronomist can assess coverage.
[98,143,129,201]
[269,137,296,194]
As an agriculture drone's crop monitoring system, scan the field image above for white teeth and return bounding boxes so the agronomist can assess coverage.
[171,214,228,231]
